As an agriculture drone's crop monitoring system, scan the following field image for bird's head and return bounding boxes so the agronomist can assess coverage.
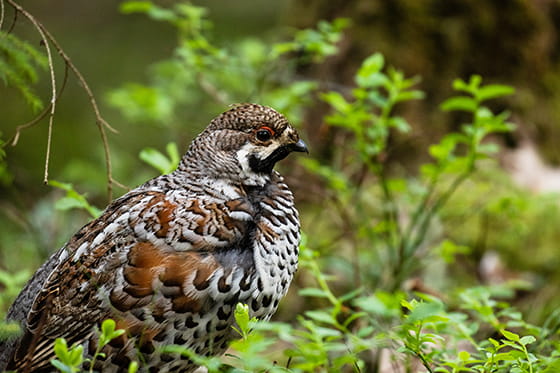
[182,104,308,186]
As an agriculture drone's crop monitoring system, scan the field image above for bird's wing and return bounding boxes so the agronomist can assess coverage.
[7,189,254,371]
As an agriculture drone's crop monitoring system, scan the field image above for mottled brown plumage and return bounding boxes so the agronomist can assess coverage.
[0,104,307,372]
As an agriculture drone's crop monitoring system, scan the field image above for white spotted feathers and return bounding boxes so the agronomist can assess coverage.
[0,104,307,373]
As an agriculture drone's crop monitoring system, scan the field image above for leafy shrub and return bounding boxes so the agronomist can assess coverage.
[3,1,560,373]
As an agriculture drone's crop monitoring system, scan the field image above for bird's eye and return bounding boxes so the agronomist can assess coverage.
[256,126,274,142]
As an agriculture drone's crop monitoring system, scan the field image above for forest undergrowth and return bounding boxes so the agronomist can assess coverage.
[2,1,560,372]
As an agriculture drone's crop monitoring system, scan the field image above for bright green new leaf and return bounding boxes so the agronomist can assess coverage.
[234,303,251,336]
[458,350,471,361]
[501,329,520,342]
[120,1,154,14]
[440,96,477,112]
[100,319,125,345]
[356,53,386,88]
[128,361,139,373]
[476,84,515,101]
[49,180,102,218]
[139,142,180,175]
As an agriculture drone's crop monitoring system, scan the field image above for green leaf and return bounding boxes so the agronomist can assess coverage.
[428,135,458,161]
[354,292,402,318]
[279,18,349,62]
[49,180,102,218]
[53,338,70,362]
[406,300,445,323]
[305,310,337,326]
[501,329,520,342]
[51,338,83,373]
[388,116,411,132]
[321,91,350,113]
[395,89,425,103]
[120,1,178,22]
[488,337,501,348]
[50,359,73,373]
[434,239,471,263]
[139,142,180,175]
[453,75,482,93]
[120,1,154,14]
[356,53,386,88]
[476,84,515,101]
[299,287,331,298]
[101,319,125,343]
[0,31,47,111]
[338,287,364,302]
[542,359,560,373]
[234,303,251,336]
[128,361,139,373]
[440,96,477,112]
[165,142,181,169]
[519,335,536,346]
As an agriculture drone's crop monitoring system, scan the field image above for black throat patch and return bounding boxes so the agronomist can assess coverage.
[248,146,292,174]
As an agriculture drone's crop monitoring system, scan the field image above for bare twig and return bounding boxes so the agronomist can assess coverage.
[408,171,470,256]
[6,0,120,200]
[5,0,58,185]
[398,173,438,269]
[10,64,69,146]
[37,22,118,199]
[0,0,5,30]
[5,1,17,34]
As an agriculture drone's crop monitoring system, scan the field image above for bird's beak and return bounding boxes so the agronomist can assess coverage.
[290,139,309,154]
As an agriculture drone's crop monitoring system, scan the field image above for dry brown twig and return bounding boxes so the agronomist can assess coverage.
[10,64,69,147]
[4,0,124,200]
[0,0,5,30]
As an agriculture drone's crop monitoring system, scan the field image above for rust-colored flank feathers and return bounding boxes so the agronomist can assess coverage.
[0,104,307,372]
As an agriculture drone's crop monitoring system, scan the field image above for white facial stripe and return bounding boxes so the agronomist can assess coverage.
[236,142,272,186]
[236,141,281,170]
[236,143,254,175]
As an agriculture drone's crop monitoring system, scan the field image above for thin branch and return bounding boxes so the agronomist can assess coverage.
[32,22,118,134]
[7,0,119,200]
[415,351,434,373]
[5,0,58,185]
[6,2,16,33]
[0,0,5,30]
[37,20,119,200]
[43,108,54,183]
[407,171,470,255]
[399,173,438,260]
[111,178,130,191]
[10,64,69,146]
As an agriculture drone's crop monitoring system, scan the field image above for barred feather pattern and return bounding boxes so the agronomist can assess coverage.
[0,104,305,373]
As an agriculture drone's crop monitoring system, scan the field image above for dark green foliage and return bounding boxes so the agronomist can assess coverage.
[0,31,47,112]
[107,1,345,126]
[3,2,560,372]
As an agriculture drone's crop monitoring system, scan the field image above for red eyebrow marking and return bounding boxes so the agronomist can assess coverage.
[258,126,275,135]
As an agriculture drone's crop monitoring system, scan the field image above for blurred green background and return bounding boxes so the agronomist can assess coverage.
[3,0,560,325]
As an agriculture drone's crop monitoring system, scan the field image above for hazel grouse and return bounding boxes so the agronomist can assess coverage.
[0,103,307,372]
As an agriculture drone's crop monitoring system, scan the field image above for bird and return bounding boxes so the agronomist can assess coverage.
[0,103,308,372]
